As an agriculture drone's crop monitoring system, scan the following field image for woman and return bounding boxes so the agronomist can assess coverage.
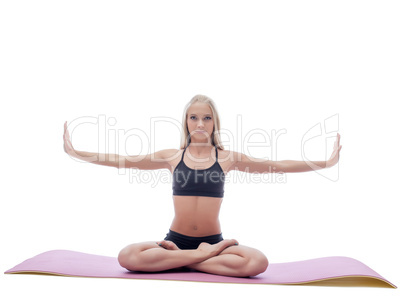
[63,94,342,277]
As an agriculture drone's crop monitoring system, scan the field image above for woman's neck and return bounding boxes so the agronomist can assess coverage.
[187,142,215,155]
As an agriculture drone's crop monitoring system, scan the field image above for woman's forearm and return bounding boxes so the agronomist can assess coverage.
[71,150,122,168]
[278,160,328,173]
[277,133,342,173]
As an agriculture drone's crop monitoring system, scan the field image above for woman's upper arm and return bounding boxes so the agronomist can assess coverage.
[228,151,280,174]
[121,149,179,170]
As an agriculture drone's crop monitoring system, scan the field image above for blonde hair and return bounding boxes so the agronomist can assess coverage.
[180,94,224,150]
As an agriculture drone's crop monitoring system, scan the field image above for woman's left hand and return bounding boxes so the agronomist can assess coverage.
[326,133,342,168]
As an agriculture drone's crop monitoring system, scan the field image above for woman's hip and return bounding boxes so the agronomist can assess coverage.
[164,229,223,250]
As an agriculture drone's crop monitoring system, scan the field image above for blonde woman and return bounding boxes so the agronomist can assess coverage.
[63,95,342,277]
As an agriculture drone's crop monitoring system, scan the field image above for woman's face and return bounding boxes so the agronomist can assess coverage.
[186,102,214,143]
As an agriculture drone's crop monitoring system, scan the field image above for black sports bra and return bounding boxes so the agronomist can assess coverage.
[172,143,225,198]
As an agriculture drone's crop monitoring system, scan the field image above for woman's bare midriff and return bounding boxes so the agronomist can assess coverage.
[170,195,223,237]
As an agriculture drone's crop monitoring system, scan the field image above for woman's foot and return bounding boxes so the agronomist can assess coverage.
[156,240,180,250]
[197,239,239,258]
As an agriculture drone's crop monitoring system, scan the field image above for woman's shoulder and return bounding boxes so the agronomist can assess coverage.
[217,147,242,162]
[161,148,182,158]
[218,147,240,156]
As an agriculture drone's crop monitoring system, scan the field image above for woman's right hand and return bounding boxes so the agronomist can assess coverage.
[63,121,75,156]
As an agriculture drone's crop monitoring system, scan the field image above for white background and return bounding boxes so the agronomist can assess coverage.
[1,1,401,296]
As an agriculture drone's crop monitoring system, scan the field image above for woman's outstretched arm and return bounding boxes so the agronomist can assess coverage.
[63,121,122,167]
[63,121,176,170]
[230,133,342,174]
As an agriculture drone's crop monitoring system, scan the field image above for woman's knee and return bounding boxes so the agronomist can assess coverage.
[246,251,269,276]
[232,247,268,277]
[118,245,136,269]
[223,245,269,277]
[118,241,157,270]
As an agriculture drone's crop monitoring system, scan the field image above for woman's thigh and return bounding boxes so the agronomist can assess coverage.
[193,244,269,276]
[118,241,162,263]
[220,244,268,264]
[119,241,161,254]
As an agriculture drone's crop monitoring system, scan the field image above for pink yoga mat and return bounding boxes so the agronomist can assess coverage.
[4,250,396,288]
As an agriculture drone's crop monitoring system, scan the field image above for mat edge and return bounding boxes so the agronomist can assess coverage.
[4,271,396,288]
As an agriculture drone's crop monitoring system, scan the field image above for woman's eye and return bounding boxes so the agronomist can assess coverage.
[189,116,211,120]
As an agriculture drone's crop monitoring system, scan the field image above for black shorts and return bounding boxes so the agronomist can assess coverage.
[164,229,224,250]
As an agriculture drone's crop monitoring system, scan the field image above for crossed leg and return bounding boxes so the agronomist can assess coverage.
[186,243,268,277]
[118,239,268,277]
